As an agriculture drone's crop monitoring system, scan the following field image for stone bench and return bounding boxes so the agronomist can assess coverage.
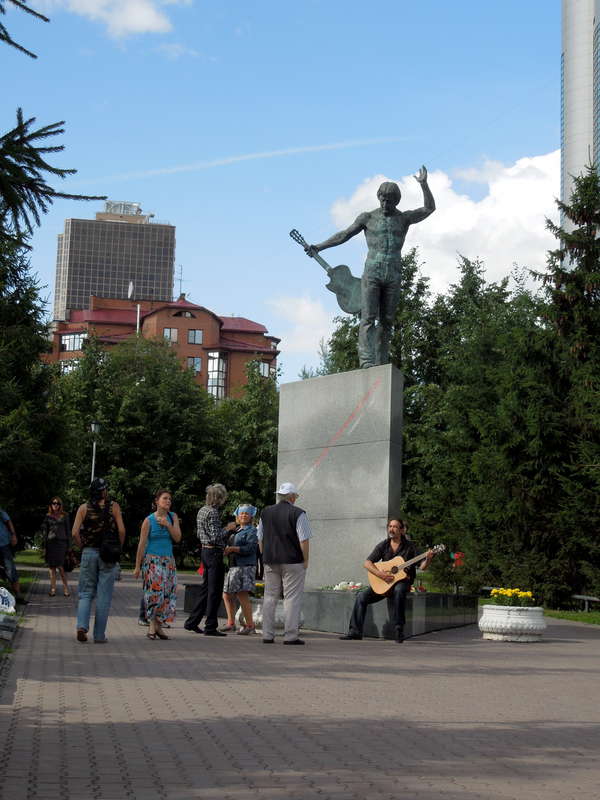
[572,594,600,612]
[302,589,478,639]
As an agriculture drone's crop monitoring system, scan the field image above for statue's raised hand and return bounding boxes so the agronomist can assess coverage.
[414,165,428,184]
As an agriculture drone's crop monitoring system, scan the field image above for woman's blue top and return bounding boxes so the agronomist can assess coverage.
[144,513,174,557]
[231,525,258,566]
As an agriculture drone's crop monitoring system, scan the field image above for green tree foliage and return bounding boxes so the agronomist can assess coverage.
[0,238,68,535]
[55,337,219,562]
[532,166,600,603]
[319,194,600,606]
[0,109,106,243]
[53,345,281,564]
[1,5,105,243]
[215,362,279,513]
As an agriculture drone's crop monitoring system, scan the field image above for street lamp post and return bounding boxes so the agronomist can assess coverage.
[90,421,100,482]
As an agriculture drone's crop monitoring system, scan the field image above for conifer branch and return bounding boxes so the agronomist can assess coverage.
[0,1,50,59]
[0,108,106,241]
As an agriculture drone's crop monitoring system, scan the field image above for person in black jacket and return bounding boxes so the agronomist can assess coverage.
[257,482,312,646]
[41,497,71,597]
[340,518,432,643]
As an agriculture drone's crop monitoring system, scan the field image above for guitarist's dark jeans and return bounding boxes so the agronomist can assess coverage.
[185,549,225,633]
[349,582,409,636]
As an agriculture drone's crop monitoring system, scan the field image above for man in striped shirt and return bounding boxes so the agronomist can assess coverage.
[184,483,236,636]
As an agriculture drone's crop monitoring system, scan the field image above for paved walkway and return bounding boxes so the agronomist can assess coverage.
[1,571,599,800]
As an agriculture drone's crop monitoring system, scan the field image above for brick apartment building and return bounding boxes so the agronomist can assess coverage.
[46,294,280,399]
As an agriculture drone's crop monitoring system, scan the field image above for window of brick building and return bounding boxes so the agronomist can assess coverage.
[207,351,227,399]
[187,356,202,374]
[60,359,80,373]
[163,327,178,342]
[60,333,87,352]
[187,329,203,345]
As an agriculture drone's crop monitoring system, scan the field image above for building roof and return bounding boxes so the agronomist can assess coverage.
[63,299,278,352]
[140,297,222,325]
[215,336,278,356]
[70,309,137,325]
[219,316,268,334]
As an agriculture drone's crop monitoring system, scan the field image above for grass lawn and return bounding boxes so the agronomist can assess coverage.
[1,569,37,597]
[14,549,45,568]
[543,609,600,625]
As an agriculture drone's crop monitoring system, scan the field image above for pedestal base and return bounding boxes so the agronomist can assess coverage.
[277,364,403,588]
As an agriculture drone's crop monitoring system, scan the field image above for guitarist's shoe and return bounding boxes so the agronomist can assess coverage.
[339,633,362,640]
[395,627,405,644]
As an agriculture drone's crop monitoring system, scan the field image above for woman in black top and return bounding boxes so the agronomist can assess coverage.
[41,497,71,597]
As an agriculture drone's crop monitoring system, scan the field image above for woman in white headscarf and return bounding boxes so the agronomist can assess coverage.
[221,504,258,635]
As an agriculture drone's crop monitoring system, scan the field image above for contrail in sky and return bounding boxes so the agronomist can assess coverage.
[82,137,409,184]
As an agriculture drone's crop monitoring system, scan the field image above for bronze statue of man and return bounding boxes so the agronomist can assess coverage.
[306,166,435,369]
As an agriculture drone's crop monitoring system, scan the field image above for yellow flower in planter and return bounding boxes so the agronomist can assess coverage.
[490,587,536,607]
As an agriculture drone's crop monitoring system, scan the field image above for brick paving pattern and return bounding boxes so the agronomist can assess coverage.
[1,571,599,800]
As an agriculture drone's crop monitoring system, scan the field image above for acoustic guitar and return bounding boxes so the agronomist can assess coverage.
[289,228,362,315]
[368,544,446,595]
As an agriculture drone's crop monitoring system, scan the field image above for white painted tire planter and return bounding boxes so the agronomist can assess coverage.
[479,605,546,642]
[235,598,304,630]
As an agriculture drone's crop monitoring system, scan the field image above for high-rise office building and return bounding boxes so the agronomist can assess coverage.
[53,201,175,320]
[561,0,600,205]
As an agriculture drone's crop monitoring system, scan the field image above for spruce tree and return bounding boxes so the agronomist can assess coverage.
[0,238,68,532]
[533,166,600,603]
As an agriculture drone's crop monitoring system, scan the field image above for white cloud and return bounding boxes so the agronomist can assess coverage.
[44,1,192,37]
[330,151,560,294]
[267,295,334,356]
[155,42,199,59]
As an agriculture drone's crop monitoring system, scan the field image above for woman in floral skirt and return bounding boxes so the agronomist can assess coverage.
[134,489,181,640]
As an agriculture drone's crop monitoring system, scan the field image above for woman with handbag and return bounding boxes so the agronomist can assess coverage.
[221,504,259,634]
[133,489,181,640]
[71,477,125,644]
[40,497,71,597]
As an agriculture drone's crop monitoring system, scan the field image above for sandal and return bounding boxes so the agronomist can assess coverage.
[220,623,237,632]
[63,591,71,597]
[155,630,169,640]
[49,589,56,597]
[146,633,158,640]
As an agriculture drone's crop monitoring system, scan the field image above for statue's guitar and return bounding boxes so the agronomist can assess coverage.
[289,228,362,315]
[368,544,446,595]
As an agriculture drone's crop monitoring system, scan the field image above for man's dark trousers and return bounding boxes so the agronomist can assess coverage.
[349,581,409,637]
[185,549,225,633]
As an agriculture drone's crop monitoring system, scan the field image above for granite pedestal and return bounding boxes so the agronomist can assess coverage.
[301,590,478,638]
[277,364,403,588]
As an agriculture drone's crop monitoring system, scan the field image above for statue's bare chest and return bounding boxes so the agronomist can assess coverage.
[364,212,409,255]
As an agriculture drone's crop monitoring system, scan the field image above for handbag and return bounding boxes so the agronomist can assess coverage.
[63,549,78,573]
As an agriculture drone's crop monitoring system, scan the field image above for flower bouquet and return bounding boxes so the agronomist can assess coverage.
[332,581,363,591]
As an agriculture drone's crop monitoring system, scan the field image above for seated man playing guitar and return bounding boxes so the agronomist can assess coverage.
[340,518,433,644]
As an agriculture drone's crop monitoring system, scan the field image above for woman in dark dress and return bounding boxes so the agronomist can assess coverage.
[41,497,71,597]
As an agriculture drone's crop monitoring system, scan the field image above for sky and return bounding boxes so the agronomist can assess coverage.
[3,0,561,381]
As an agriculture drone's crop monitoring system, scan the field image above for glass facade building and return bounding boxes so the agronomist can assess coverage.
[561,1,600,208]
[53,202,175,320]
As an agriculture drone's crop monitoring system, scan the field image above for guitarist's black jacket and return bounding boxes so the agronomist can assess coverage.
[366,537,418,584]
